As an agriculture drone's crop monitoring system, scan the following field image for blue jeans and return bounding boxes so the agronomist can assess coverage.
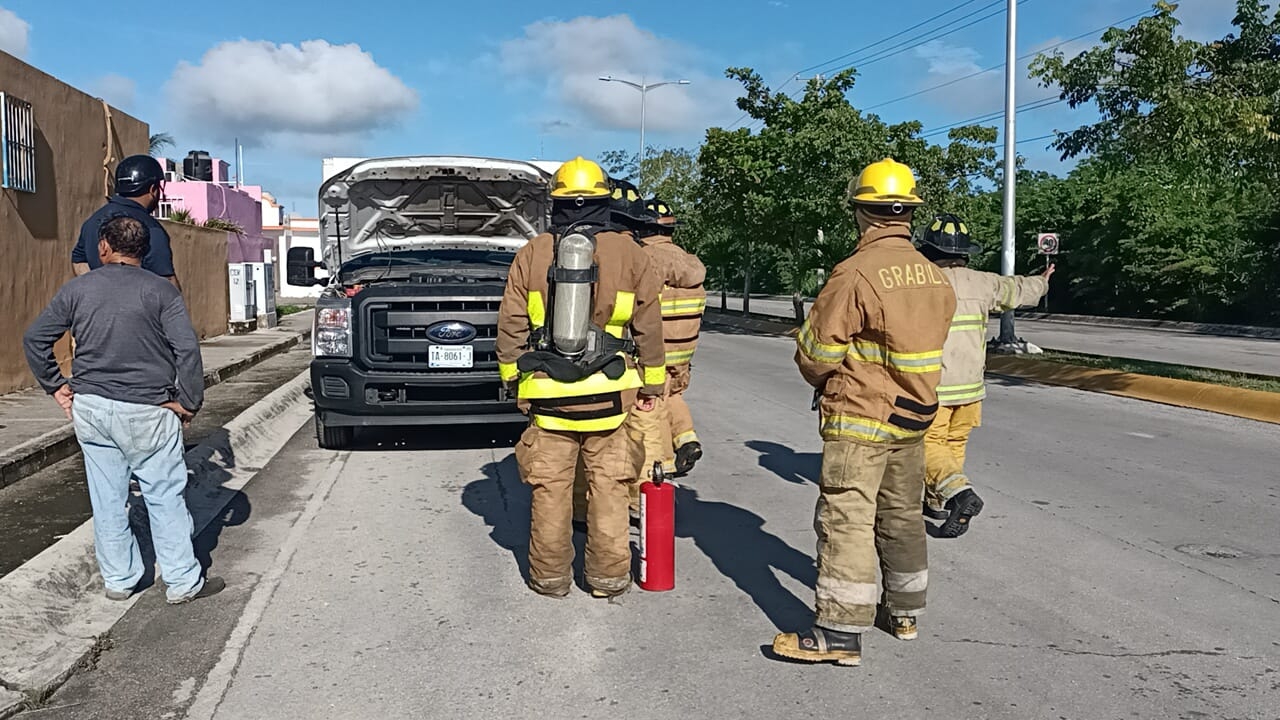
[72,394,203,601]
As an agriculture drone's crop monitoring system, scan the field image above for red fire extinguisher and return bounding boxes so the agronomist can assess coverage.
[639,461,675,592]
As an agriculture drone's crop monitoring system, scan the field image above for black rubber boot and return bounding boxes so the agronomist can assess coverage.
[772,627,862,666]
[922,502,949,521]
[674,442,703,476]
[938,488,984,538]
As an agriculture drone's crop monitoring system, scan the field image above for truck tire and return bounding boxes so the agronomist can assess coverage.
[315,413,353,450]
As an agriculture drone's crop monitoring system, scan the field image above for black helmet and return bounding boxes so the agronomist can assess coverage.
[114,155,165,197]
[919,214,981,256]
[609,178,652,229]
[645,198,681,232]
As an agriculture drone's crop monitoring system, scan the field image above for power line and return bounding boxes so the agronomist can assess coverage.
[797,0,989,76]
[921,96,1065,138]
[862,9,1157,113]
[727,0,999,129]
[820,0,1024,76]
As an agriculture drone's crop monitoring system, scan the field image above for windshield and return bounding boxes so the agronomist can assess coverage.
[341,249,515,272]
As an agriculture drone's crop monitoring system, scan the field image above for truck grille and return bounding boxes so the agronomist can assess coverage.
[360,298,501,371]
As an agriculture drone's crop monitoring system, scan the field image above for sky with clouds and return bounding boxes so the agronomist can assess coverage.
[0,0,1242,214]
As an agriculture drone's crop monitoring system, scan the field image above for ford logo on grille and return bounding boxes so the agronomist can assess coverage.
[426,321,477,344]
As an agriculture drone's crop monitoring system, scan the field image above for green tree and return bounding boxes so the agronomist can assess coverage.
[698,68,998,320]
[1030,0,1280,323]
[149,132,175,156]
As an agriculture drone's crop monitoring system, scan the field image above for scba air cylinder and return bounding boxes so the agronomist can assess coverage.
[551,232,595,358]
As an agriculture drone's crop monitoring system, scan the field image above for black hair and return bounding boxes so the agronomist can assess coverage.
[99,215,151,259]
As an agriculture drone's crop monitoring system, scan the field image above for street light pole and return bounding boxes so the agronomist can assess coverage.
[995,0,1021,348]
[598,76,691,191]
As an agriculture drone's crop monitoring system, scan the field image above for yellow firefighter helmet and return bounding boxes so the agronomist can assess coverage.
[551,157,611,198]
[848,158,924,207]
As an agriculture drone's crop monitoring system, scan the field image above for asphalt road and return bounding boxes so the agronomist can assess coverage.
[718,295,1280,376]
[21,328,1280,720]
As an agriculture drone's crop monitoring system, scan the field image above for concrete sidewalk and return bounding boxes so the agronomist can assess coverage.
[0,311,314,491]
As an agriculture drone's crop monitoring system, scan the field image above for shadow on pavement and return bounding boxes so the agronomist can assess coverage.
[746,440,821,486]
[464,453,532,582]
[347,423,524,453]
[674,485,815,631]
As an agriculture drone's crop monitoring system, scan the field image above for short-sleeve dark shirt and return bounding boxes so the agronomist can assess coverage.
[72,196,176,276]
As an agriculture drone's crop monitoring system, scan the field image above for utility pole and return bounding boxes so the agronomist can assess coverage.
[994,0,1022,349]
[598,75,691,192]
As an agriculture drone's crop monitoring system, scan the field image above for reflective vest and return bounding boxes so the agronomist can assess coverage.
[659,285,706,368]
[507,289,648,433]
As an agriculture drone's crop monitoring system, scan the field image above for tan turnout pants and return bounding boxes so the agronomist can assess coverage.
[923,402,982,510]
[814,439,928,632]
[574,403,670,520]
[666,364,698,449]
[517,423,640,595]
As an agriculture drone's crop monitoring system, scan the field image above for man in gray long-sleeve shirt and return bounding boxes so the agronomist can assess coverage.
[24,216,224,604]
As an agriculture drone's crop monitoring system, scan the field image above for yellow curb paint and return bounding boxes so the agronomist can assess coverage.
[986,356,1280,426]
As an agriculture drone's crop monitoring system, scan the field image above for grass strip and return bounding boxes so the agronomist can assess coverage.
[1031,349,1280,394]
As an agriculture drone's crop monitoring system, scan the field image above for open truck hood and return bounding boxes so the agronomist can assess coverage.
[318,156,551,267]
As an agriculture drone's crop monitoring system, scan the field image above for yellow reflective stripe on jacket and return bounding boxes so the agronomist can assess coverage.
[518,360,643,400]
[937,381,986,403]
[821,415,926,443]
[797,320,849,364]
[661,296,706,316]
[665,348,696,366]
[499,361,519,383]
[528,291,546,329]
[642,364,667,387]
[999,278,1017,309]
[606,291,635,338]
[847,341,943,374]
[949,313,986,333]
[533,413,629,433]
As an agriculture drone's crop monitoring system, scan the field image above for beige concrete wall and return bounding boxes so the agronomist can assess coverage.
[166,222,230,340]
[0,51,230,394]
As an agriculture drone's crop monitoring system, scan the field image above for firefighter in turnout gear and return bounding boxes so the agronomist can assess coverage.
[571,179,672,525]
[916,214,1052,538]
[772,159,956,667]
[643,197,707,476]
[497,157,666,599]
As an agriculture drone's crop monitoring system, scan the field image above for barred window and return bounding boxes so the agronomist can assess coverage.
[1,92,36,193]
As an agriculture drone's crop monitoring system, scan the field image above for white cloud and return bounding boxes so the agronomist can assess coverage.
[915,40,981,77]
[0,7,30,59]
[499,15,738,134]
[93,73,137,110]
[166,39,417,147]
[909,37,1092,118]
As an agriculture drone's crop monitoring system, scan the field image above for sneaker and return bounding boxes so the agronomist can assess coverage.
[772,627,862,666]
[938,488,984,538]
[674,442,703,476]
[167,576,226,605]
[105,587,134,601]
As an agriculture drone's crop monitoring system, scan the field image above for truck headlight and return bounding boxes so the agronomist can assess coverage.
[313,298,353,357]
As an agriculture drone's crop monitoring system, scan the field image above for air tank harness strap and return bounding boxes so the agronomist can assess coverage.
[517,350,629,383]
[549,266,599,283]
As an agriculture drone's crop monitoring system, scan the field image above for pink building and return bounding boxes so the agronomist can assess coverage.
[158,155,271,263]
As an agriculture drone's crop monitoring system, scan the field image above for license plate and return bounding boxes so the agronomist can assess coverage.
[429,345,473,369]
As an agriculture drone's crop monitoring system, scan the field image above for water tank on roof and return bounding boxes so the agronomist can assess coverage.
[183,150,213,182]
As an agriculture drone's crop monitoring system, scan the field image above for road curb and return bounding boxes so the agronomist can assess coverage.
[986,356,1280,425]
[706,308,1280,425]
[1008,312,1280,340]
[0,371,314,718]
[0,326,310,492]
